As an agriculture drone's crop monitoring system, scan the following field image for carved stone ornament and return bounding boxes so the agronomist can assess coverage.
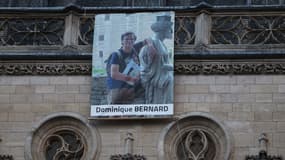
[79,17,94,45]
[110,132,146,160]
[44,130,85,159]
[110,154,146,160]
[0,62,91,75]
[246,151,282,160]
[25,112,101,160]
[2,59,285,75]
[183,129,209,160]
[174,60,285,75]
[211,15,285,45]
[0,155,13,160]
[158,112,233,160]
[0,18,64,46]
[175,16,195,45]
[246,133,282,160]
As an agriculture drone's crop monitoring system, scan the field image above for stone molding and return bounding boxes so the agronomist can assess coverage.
[175,59,285,75]
[1,0,284,9]
[110,154,146,160]
[2,59,285,75]
[158,112,233,160]
[246,151,283,160]
[0,61,91,75]
[24,112,101,160]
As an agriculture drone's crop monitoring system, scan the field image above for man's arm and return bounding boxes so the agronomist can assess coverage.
[111,64,137,83]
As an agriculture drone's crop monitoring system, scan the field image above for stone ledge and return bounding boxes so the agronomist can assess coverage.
[2,59,285,75]
[175,59,285,75]
[0,60,91,75]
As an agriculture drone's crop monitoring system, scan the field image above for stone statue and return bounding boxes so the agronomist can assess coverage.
[139,15,174,104]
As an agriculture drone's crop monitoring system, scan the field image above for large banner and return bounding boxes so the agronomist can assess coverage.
[90,12,175,118]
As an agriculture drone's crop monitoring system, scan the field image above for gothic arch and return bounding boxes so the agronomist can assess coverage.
[158,112,233,160]
[24,112,101,160]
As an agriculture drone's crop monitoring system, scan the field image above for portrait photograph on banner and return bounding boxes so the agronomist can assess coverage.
[90,11,175,118]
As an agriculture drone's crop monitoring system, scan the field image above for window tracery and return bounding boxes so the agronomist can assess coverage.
[158,112,233,160]
[45,130,85,160]
[176,129,215,160]
[25,112,101,160]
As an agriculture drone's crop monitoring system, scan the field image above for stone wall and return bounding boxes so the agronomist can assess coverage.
[0,75,285,159]
[175,75,285,160]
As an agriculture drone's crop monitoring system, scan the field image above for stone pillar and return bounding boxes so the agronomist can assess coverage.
[195,11,211,46]
[64,13,80,46]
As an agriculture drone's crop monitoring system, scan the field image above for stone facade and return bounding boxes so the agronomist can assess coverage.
[1,1,285,160]
[0,75,285,159]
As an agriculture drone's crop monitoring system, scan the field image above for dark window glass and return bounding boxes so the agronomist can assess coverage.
[252,0,280,4]
[166,0,247,6]
[99,35,104,41]
[105,15,110,21]
[99,51,103,58]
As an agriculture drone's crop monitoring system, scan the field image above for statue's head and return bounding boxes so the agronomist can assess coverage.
[151,15,173,39]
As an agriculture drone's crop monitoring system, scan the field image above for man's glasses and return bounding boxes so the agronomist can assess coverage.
[123,38,135,41]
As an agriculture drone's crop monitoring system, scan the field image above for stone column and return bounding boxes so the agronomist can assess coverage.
[64,12,80,46]
[195,11,211,46]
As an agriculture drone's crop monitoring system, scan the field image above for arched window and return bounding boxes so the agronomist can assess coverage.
[158,112,233,160]
[25,112,101,160]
